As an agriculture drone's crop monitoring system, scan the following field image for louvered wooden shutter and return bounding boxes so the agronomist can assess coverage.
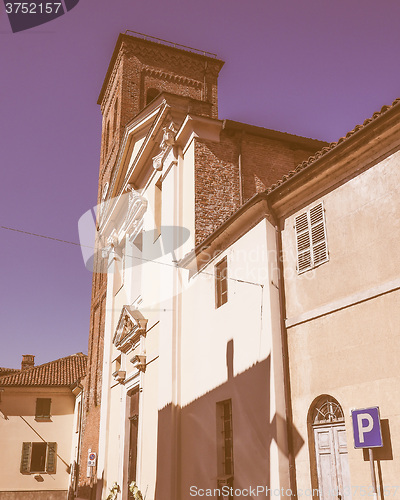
[295,203,328,273]
[36,398,51,418]
[295,212,312,273]
[46,442,57,474]
[310,203,328,265]
[20,442,32,473]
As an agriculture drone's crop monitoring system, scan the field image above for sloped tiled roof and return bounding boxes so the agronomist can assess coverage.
[267,97,400,193]
[0,367,20,377]
[0,353,87,387]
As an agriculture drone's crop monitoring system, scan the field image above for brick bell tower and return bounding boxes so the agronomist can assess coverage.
[78,32,224,498]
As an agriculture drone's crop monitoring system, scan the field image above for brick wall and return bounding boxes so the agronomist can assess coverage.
[194,136,241,245]
[194,129,324,243]
[119,36,223,119]
[240,133,319,202]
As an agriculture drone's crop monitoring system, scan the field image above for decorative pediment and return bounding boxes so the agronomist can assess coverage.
[113,306,148,354]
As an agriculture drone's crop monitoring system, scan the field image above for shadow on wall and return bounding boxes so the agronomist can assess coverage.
[155,341,304,499]
[362,419,393,500]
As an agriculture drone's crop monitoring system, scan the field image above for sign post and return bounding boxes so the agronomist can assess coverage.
[86,449,97,480]
[351,407,383,500]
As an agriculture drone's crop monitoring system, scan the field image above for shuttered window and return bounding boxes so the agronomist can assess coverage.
[46,443,57,473]
[20,442,57,474]
[35,398,51,419]
[216,399,234,476]
[215,257,228,308]
[295,202,328,274]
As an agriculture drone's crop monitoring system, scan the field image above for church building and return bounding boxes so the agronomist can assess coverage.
[77,31,400,500]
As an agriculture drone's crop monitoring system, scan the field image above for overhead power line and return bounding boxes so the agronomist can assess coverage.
[0,224,264,288]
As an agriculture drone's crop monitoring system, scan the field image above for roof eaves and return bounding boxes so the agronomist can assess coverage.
[266,97,400,194]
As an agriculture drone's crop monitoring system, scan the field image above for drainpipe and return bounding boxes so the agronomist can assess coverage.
[266,196,298,499]
[203,61,208,102]
[238,131,244,205]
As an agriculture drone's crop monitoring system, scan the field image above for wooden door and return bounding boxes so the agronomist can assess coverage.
[128,388,139,496]
[314,424,351,499]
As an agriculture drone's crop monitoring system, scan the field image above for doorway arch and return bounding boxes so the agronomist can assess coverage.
[307,395,352,499]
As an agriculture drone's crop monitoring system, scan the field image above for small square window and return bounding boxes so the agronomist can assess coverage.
[35,398,51,420]
[215,257,228,308]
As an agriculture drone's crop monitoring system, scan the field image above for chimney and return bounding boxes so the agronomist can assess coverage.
[21,355,35,371]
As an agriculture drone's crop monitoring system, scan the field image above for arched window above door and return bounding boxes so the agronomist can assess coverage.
[311,395,345,425]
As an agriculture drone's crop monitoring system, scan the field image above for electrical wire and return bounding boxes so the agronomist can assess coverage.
[0,224,264,288]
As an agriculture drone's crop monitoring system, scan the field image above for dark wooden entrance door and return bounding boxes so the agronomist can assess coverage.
[128,388,139,496]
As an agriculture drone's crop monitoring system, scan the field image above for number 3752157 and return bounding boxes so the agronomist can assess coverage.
[5,3,62,14]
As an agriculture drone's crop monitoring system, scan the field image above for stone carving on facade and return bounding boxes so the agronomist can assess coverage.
[101,229,118,259]
[123,186,148,243]
[152,122,177,171]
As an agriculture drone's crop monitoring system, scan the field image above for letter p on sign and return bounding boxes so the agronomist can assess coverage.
[351,407,383,448]
[357,413,373,443]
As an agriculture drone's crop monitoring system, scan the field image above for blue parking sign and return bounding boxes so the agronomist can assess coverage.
[351,407,383,448]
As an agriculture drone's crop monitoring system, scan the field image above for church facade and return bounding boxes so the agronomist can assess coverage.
[77,31,400,500]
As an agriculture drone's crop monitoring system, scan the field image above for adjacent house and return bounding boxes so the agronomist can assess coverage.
[0,353,87,500]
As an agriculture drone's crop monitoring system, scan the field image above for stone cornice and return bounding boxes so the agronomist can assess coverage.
[142,66,203,88]
[268,101,400,219]
[98,33,224,105]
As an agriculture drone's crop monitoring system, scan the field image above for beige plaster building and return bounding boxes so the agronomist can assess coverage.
[270,97,400,499]
[0,353,87,500]
[79,30,400,500]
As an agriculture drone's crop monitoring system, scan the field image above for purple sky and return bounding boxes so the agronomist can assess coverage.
[1,0,400,369]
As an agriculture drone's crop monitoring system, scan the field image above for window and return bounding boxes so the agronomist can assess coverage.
[295,202,328,274]
[154,178,162,240]
[20,442,57,474]
[216,399,234,499]
[105,120,110,156]
[128,388,140,484]
[35,398,51,420]
[75,401,81,434]
[215,257,228,308]
[113,97,119,132]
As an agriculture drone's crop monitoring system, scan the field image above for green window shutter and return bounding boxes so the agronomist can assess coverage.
[20,442,32,473]
[46,442,57,474]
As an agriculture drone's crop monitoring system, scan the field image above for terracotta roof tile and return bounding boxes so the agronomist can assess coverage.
[267,97,400,193]
[0,367,20,377]
[0,353,87,387]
